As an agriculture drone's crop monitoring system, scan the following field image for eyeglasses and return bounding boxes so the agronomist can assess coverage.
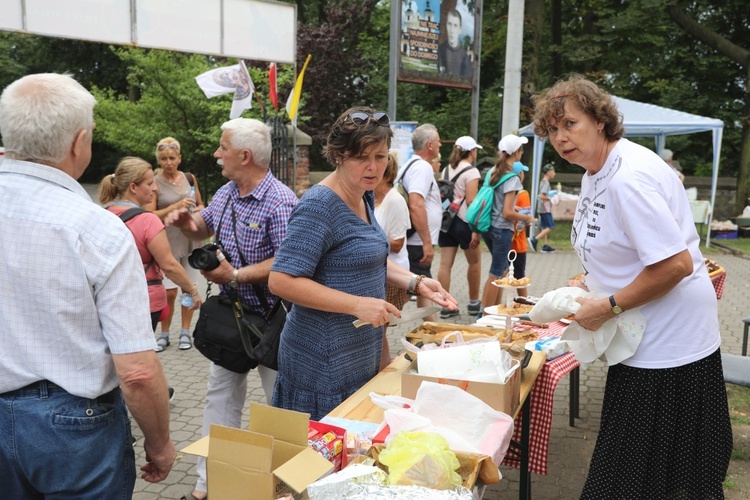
[157,143,179,151]
[348,111,390,127]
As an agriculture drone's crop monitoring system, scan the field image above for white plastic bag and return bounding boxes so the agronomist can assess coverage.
[370,382,514,465]
[417,340,518,384]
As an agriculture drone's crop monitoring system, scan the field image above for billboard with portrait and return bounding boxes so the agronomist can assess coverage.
[398,0,476,89]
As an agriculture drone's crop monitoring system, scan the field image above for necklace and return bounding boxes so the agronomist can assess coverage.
[163,171,183,186]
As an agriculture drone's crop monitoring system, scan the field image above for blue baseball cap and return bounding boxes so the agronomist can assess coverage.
[513,161,529,174]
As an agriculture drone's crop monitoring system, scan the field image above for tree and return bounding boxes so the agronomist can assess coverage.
[666,0,750,212]
[90,48,290,193]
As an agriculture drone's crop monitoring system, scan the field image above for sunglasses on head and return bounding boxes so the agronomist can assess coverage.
[157,143,179,151]
[348,111,390,127]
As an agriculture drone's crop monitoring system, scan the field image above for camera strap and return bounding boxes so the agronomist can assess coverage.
[211,192,273,315]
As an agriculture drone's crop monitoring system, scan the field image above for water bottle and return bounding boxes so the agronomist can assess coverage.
[188,186,196,213]
[517,207,531,231]
[179,293,193,308]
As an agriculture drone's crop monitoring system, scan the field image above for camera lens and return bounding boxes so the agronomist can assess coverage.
[188,246,220,271]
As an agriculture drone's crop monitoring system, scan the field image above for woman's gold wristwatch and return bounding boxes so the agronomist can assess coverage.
[609,295,623,314]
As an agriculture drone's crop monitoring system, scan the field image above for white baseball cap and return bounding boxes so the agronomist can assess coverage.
[498,134,528,154]
[455,136,483,151]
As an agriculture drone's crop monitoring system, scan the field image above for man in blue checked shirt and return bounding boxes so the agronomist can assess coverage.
[165,117,297,500]
[0,73,175,497]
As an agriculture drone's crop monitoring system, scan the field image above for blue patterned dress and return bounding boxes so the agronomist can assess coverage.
[271,186,389,420]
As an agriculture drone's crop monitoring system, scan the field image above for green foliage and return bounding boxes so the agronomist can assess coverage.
[88,48,292,194]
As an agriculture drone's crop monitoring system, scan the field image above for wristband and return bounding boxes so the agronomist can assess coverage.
[414,275,426,296]
[189,287,200,297]
[407,274,418,295]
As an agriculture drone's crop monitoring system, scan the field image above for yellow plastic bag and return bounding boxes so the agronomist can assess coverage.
[378,431,462,490]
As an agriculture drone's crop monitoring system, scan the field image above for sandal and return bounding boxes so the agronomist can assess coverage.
[155,335,170,352]
[179,333,192,350]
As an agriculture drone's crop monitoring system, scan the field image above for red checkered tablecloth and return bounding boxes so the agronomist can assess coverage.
[502,321,580,475]
[710,271,726,300]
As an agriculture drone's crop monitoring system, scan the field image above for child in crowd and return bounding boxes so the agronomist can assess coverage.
[531,163,556,253]
[511,162,531,297]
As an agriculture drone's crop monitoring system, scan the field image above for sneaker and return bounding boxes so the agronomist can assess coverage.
[410,295,417,301]
[440,307,460,319]
[467,301,482,314]
[168,387,175,401]
[541,244,556,253]
[529,237,538,252]
[155,335,170,352]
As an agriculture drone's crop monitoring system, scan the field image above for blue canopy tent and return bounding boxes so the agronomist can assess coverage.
[518,96,724,247]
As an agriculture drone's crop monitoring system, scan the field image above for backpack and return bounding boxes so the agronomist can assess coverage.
[465,170,518,234]
[115,207,158,282]
[438,165,475,232]
[394,158,422,238]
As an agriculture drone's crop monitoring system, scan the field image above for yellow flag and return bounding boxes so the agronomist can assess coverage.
[285,54,312,126]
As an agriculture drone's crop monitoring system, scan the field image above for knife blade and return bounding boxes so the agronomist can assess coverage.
[352,306,441,328]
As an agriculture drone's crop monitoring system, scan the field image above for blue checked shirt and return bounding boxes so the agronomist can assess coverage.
[201,170,297,314]
[0,160,156,398]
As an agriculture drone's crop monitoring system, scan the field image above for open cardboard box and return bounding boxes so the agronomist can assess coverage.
[356,443,500,490]
[401,356,521,416]
[181,403,335,500]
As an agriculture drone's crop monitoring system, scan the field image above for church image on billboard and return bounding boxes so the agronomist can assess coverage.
[399,0,476,89]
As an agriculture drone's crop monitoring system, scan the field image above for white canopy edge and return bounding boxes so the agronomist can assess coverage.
[518,95,724,247]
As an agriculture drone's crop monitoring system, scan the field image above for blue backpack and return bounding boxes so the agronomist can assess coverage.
[465,170,517,234]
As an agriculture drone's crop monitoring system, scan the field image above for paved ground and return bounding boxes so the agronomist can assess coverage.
[131,247,750,500]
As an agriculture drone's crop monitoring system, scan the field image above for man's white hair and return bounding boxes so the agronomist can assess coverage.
[412,124,439,152]
[0,73,96,164]
[220,118,272,169]
[658,149,673,162]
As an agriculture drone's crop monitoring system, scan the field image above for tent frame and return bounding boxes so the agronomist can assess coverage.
[518,96,724,247]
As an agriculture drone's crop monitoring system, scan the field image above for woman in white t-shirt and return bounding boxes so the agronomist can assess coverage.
[437,136,483,318]
[374,153,411,370]
[533,74,731,499]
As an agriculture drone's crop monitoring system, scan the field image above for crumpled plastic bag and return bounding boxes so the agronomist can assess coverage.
[378,431,462,490]
[371,381,515,467]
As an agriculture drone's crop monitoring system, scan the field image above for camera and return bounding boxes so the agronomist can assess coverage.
[188,243,224,271]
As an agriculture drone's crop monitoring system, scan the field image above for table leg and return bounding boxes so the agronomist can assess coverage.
[519,393,532,500]
[569,366,580,426]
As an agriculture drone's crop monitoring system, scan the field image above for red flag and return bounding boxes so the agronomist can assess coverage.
[269,62,278,111]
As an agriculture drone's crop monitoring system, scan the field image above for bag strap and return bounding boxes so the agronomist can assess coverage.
[447,165,476,208]
[485,170,517,189]
[114,206,156,275]
[396,157,420,185]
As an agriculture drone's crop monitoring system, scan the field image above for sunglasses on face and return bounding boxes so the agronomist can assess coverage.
[157,143,179,151]
[348,111,390,127]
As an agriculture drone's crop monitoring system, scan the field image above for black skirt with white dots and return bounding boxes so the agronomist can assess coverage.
[581,348,732,500]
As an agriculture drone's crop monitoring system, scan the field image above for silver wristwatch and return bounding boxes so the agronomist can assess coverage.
[228,269,239,288]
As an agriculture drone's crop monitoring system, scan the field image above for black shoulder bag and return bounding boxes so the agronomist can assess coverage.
[192,198,289,373]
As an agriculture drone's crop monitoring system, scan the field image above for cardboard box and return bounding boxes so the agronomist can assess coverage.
[551,198,578,220]
[363,443,500,490]
[401,357,521,416]
[181,403,334,500]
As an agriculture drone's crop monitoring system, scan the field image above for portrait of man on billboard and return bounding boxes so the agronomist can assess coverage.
[437,8,471,78]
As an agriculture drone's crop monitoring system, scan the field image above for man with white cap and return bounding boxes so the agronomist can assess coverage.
[437,136,483,318]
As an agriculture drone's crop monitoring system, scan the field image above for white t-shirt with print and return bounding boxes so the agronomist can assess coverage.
[572,138,719,369]
[441,160,481,222]
[399,156,442,246]
[374,187,411,270]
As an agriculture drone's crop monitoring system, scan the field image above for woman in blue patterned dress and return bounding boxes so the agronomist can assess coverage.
[269,106,457,420]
